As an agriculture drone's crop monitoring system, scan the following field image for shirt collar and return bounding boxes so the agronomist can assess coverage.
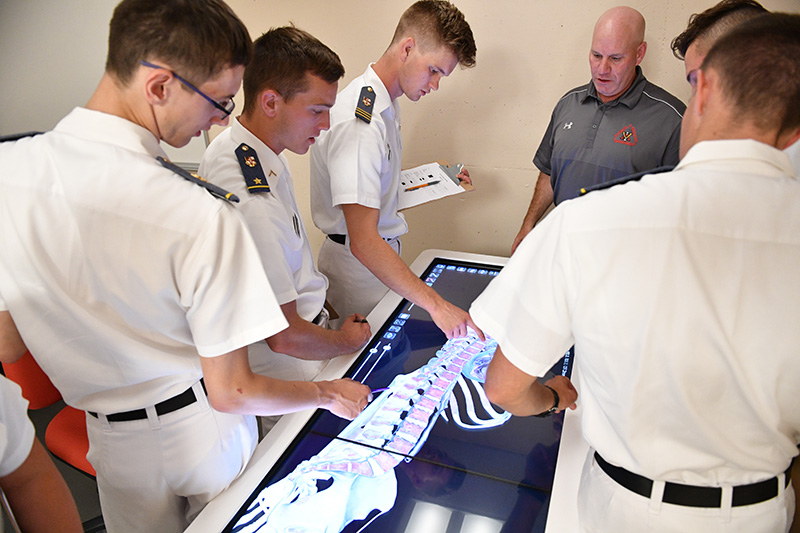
[677,139,797,178]
[362,64,398,118]
[584,66,647,108]
[229,116,289,184]
[54,107,167,159]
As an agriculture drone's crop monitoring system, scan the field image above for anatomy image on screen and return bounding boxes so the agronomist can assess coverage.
[231,330,507,533]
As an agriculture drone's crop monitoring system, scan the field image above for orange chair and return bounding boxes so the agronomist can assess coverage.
[1,351,102,531]
[1,350,61,409]
[46,405,96,477]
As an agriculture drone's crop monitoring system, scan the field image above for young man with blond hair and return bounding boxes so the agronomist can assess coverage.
[310,1,482,340]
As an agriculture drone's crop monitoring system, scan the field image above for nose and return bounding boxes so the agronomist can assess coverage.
[320,111,331,132]
[598,58,611,74]
[429,74,441,92]
[212,113,230,127]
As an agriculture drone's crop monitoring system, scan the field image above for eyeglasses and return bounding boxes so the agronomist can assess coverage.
[140,60,235,117]
[687,69,698,89]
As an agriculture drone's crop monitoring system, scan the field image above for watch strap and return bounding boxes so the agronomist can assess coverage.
[534,385,559,417]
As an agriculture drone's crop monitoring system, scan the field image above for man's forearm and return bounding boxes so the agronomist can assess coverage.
[1,439,82,533]
[203,349,332,415]
[519,172,554,231]
[267,317,362,359]
[201,348,369,420]
[350,234,440,312]
[512,172,554,253]
[0,311,27,364]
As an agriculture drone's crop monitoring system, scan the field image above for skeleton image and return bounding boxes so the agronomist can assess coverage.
[231,331,509,533]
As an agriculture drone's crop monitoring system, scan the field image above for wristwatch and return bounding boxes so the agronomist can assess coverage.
[534,385,559,418]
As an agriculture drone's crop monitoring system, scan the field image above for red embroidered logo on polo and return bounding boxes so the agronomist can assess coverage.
[614,124,638,146]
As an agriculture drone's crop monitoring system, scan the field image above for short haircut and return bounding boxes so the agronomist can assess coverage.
[671,0,767,60]
[106,0,252,86]
[702,13,800,137]
[391,0,477,68]
[242,26,344,115]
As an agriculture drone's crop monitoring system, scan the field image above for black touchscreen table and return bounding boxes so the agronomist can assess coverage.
[225,257,572,533]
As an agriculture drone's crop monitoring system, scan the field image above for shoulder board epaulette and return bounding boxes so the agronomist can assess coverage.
[0,131,43,143]
[235,143,270,194]
[579,165,675,196]
[157,156,239,203]
[355,86,375,124]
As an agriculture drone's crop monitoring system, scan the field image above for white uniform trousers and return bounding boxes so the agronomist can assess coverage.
[317,235,401,326]
[85,381,258,532]
[578,449,795,533]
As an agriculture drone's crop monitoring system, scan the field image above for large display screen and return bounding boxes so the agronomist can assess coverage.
[225,257,572,533]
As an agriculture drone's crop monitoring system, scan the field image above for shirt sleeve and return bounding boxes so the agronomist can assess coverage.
[325,118,387,210]
[180,204,288,357]
[239,196,300,306]
[661,121,682,167]
[0,376,35,477]
[533,109,558,177]
[470,206,575,377]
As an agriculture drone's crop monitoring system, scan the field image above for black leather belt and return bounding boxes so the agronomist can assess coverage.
[594,452,790,508]
[89,379,206,422]
[327,234,395,245]
[328,234,346,245]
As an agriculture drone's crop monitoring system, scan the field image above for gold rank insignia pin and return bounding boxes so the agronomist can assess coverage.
[355,86,375,124]
[235,143,271,194]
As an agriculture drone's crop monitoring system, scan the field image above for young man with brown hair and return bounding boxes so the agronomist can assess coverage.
[200,27,372,434]
[671,0,800,175]
[0,1,369,530]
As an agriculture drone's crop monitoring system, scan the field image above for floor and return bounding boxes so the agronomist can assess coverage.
[2,401,104,532]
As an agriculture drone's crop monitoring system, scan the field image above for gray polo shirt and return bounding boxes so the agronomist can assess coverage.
[534,66,685,205]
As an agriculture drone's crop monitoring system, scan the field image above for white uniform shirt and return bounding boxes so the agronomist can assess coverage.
[310,65,408,239]
[0,108,287,413]
[472,139,800,486]
[200,118,327,318]
[0,376,35,478]
[785,140,800,175]
[200,119,328,377]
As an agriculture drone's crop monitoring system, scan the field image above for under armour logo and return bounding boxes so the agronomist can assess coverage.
[563,122,573,130]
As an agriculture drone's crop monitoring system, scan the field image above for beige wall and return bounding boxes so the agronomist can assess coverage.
[222,0,799,262]
[2,0,799,262]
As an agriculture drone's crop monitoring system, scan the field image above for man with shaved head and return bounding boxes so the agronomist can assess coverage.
[512,6,685,252]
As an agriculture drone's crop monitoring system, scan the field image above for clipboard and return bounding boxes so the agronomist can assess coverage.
[397,162,473,210]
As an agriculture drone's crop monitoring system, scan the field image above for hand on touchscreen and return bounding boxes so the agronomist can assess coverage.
[544,375,578,412]
[339,314,372,351]
[317,378,372,420]
[430,298,484,340]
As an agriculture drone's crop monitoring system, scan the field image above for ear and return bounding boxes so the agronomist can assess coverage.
[399,36,415,62]
[778,128,800,152]
[259,89,281,118]
[693,68,711,118]
[635,41,647,66]
[142,68,173,106]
